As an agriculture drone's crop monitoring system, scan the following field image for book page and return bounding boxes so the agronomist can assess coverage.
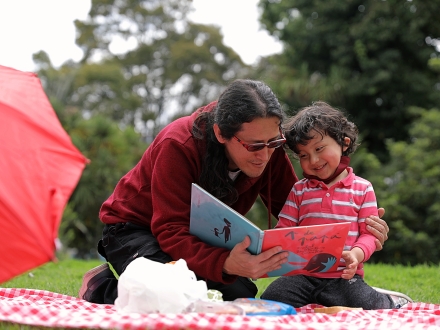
[261,223,350,277]
[190,184,263,254]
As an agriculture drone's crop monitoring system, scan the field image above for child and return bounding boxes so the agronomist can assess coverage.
[261,102,412,310]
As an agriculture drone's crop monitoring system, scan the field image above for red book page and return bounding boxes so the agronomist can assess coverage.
[260,222,350,277]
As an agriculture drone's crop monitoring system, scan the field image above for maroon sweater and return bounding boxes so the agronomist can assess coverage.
[100,101,298,283]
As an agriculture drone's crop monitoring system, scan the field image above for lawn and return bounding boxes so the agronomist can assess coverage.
[2,259,440,304]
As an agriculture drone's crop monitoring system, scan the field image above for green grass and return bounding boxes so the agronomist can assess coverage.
[2,260,440,304]
[2,259,103,298]
[1,260,439,329]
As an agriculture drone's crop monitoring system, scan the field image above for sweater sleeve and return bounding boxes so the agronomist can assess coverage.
[352,183,379,262]
[148,138,235,283]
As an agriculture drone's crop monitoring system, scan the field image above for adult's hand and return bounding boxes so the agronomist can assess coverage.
[222,236,288,280]
[366,207,389,251]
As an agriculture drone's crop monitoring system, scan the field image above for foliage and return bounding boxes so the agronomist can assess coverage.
[429,57,440,73]
[34,51,150,258]
[246,196,271,229]
[33,51,80,110]
[58,109,148,258]
[371,107,440,264]
[258,0,440,161]
[33,0,251,256]
[70,0,250,140]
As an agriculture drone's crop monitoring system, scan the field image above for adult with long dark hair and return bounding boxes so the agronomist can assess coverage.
[79,80,389,304]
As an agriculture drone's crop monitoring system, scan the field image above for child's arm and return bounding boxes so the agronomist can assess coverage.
[341,181,378,280]
[353,183,379,262]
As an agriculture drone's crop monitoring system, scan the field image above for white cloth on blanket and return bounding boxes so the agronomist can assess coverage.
[115,258,208,313]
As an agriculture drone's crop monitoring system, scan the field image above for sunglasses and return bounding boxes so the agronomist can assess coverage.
[233,130,286,152]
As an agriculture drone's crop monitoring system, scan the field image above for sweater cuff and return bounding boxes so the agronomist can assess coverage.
[221,271,238,283]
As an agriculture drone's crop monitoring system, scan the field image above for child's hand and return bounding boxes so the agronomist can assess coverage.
[341,251,359,280]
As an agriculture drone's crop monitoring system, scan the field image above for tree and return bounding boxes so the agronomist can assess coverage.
[58,109,148,258]
[33,51,79,108]
[371,107,440,265]
[33,0,252,256]
[70,0,250,141]
[258,0,440,161]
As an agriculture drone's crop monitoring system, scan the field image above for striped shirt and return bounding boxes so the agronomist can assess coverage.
[276,167,378,278]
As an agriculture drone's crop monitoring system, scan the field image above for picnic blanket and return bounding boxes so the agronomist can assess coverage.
[1,288,439,330]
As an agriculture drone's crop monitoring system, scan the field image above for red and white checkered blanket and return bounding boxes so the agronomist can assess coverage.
[1,288,439,329]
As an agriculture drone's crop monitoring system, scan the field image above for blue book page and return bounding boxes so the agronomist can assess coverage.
[190,184,263,254]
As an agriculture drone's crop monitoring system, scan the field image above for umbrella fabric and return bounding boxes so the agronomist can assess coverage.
[0,65,87,283]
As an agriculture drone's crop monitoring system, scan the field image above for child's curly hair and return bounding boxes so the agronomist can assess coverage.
[283,101,359,157]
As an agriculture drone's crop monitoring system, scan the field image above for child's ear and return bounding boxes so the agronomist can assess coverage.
[342,137,351,152]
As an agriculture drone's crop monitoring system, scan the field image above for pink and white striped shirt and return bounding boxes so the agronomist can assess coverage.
[276,167,378,278]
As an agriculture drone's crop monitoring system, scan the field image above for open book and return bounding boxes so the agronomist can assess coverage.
[190,183,350,278]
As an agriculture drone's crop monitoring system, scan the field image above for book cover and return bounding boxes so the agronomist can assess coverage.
[260,224,350,277]
[189,183,350,278]
[190,183,264,255]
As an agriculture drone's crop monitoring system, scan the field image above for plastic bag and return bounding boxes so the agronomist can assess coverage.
[232,298,297,316]
[184,300,245,315]
[185,298,297,316]
[115,258,208,314]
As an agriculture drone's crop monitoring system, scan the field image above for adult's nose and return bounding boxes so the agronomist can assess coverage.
[255,146,272,161]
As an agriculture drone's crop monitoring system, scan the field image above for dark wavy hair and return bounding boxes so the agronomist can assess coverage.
[193,79,284,204]
[283,101,359,158]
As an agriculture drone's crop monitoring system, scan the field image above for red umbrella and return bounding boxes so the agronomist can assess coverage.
[0,65,88,283]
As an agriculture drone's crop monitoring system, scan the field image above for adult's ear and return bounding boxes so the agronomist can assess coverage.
[213,123,226,144]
